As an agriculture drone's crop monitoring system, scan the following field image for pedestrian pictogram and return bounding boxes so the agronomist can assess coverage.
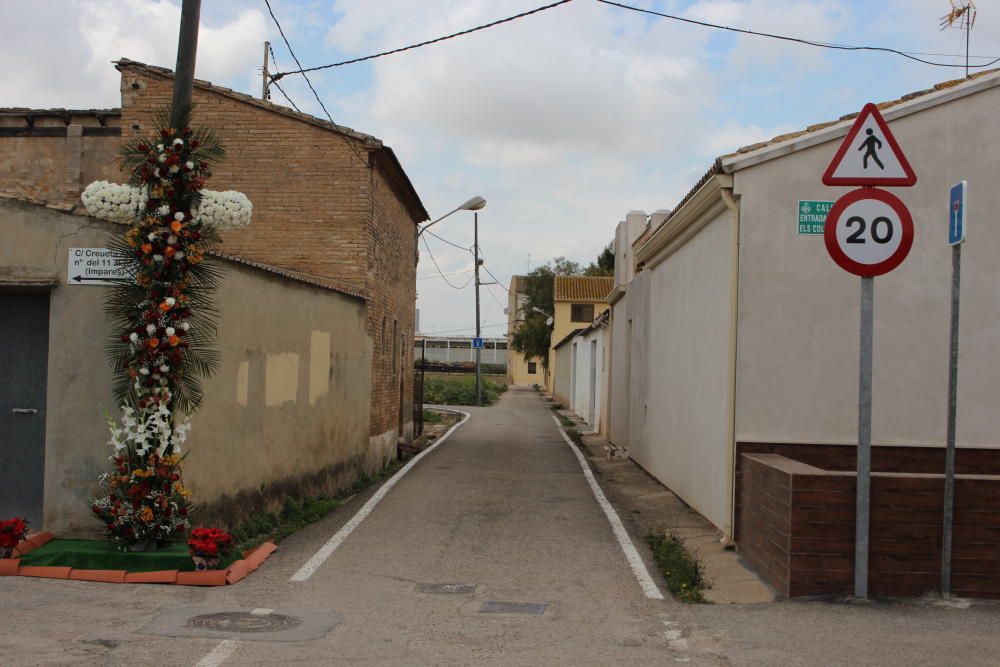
[472,337,484,349]
[822,103,917,187]
[824,188,914,277]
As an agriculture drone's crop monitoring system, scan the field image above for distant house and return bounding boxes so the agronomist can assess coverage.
[547,275,613,396]
[506,275,545,385]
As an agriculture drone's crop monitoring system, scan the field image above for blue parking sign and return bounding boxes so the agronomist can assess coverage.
[949,181,967,246]
[472,337,484,349]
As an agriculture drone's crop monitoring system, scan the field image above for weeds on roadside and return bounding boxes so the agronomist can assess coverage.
[647,531,711,603]
[231,458,406,553]
[422,409,443,424]
[424,375,507,406]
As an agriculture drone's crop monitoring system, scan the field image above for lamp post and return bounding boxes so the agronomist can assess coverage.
[417,195,487,406]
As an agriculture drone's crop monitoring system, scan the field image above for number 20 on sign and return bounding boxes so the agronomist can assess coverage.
[824,187,914,277]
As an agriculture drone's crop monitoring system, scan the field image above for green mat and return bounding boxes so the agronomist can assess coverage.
[19,539,238,572]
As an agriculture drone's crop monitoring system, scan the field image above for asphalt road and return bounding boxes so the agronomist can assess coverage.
[1,386,997,666]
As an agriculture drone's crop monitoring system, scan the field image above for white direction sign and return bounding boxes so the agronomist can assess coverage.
[67,247,129,286]
[822,103,917,187]
[824,188,914,277]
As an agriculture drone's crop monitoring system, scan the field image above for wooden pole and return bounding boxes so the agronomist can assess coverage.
[170,0,202,128]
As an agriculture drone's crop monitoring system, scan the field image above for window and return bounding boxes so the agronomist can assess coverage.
[527,361,537,374]
[571,303,595,323]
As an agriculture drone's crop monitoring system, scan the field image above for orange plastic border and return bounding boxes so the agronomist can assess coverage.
[0,533,275,587]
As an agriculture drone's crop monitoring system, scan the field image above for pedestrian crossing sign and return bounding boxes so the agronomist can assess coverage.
[822,103,917,187]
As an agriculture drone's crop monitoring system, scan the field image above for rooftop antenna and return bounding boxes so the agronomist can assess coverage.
[940,1,977,78]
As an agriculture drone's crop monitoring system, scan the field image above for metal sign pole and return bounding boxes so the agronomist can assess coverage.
[855,275,874,599]
[942,242,961,597]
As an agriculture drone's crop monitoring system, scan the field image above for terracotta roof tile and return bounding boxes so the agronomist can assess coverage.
[554,276,614,302]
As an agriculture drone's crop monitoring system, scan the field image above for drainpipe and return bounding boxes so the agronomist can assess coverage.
[720,182,741,548]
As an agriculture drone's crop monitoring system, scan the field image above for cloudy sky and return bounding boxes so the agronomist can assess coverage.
[4,0,998,335]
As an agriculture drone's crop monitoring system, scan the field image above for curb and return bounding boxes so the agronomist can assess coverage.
[0,534,276,587]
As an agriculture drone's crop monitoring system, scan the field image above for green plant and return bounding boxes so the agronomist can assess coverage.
[422,409,443,424]
[647,531,711,603]
[423,375,507,406]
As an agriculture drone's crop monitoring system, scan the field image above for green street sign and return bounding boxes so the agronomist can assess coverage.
[798,200,834,235]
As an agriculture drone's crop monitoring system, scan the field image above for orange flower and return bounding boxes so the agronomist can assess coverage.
[168,335,180,347]
[159,302,171,312]
[148,338,160,349]
[170,220,183,233]
[141,243,153,255]
[164,246,176,257]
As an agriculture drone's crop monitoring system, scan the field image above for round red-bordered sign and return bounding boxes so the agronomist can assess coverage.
[824,188,914,277]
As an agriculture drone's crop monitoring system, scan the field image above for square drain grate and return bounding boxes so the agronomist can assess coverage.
[479,601,548,615]
[418,582,477,594]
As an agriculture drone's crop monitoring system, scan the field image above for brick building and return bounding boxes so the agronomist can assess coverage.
[0,58,429,464]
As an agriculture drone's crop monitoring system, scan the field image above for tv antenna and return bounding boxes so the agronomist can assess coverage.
[940,1,977,78]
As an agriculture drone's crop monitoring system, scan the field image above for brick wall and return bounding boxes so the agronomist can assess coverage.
[739,453,1000,599]
[117,63,423,446]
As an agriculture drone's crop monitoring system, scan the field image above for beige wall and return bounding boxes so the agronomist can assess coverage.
[0,199,372,535]
[630,204,737,534]
[733,82,1000,450]
[508,350,544,386]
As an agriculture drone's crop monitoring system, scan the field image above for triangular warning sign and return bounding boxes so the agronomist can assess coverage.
[822,103,917,187]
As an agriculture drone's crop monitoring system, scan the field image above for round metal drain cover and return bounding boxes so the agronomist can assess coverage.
[186,612,303,634]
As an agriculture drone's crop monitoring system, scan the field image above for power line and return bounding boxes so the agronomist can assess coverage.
[420,322,508,336]
[263,0,369,166]
[421,235,473,289]
[271,0,576,81]
[596,0,1000,69]
[418,267,474,281]
[480,264,512,295]
[424,228,472,253]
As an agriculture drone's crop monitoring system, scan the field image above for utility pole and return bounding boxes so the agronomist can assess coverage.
[474,211,482,407]
[262,41,270,100]
[170,0,202,129]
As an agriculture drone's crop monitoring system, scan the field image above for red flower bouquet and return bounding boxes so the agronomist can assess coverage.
[0,518,29,558]
[187,527,234,570]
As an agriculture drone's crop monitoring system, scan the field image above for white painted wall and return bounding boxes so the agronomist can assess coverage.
[569,325,605,430]
[629,205,737,534]
[607,296,630,447]
[733,82,1000,451]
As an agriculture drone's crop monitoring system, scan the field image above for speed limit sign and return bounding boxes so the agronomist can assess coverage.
[824,188,914,277]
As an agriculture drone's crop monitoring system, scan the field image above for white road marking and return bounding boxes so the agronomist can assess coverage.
[552,414,664,600]
[192,608,273,666]
[194,640,238,667]
[290,410,472,582]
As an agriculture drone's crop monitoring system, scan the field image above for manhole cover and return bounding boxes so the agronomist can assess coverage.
[479,601,548,615]
[418,582,477,594]
[186,612,303,634]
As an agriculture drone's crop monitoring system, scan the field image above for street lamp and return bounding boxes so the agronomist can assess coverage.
[532,306,554,327]
[417,195,488,407]
[417,195,486,237]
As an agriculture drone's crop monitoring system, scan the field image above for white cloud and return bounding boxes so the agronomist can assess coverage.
[0,0,266,109]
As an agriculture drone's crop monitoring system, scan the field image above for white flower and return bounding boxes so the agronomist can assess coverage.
[166,235,177,245]
[185,161,194,170]
[192,190,252,229]
[157,205,170,216]
[164,297,176,307]
[174,251,185,260]
[174,212,185,221]
[129,332,139,343]
[153,168,161,178]
[168,165,179,174]
[172,138,183,146]
[139,367,150,376]
[153,254,164,262]
[159,364,169,373]
[156,144,164,152]
[158,154,166,163]
[80,181,146,224]
[146,324,156,334]
[165,327,175,337]
[147,233,157,241]
[180,322,190,332]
